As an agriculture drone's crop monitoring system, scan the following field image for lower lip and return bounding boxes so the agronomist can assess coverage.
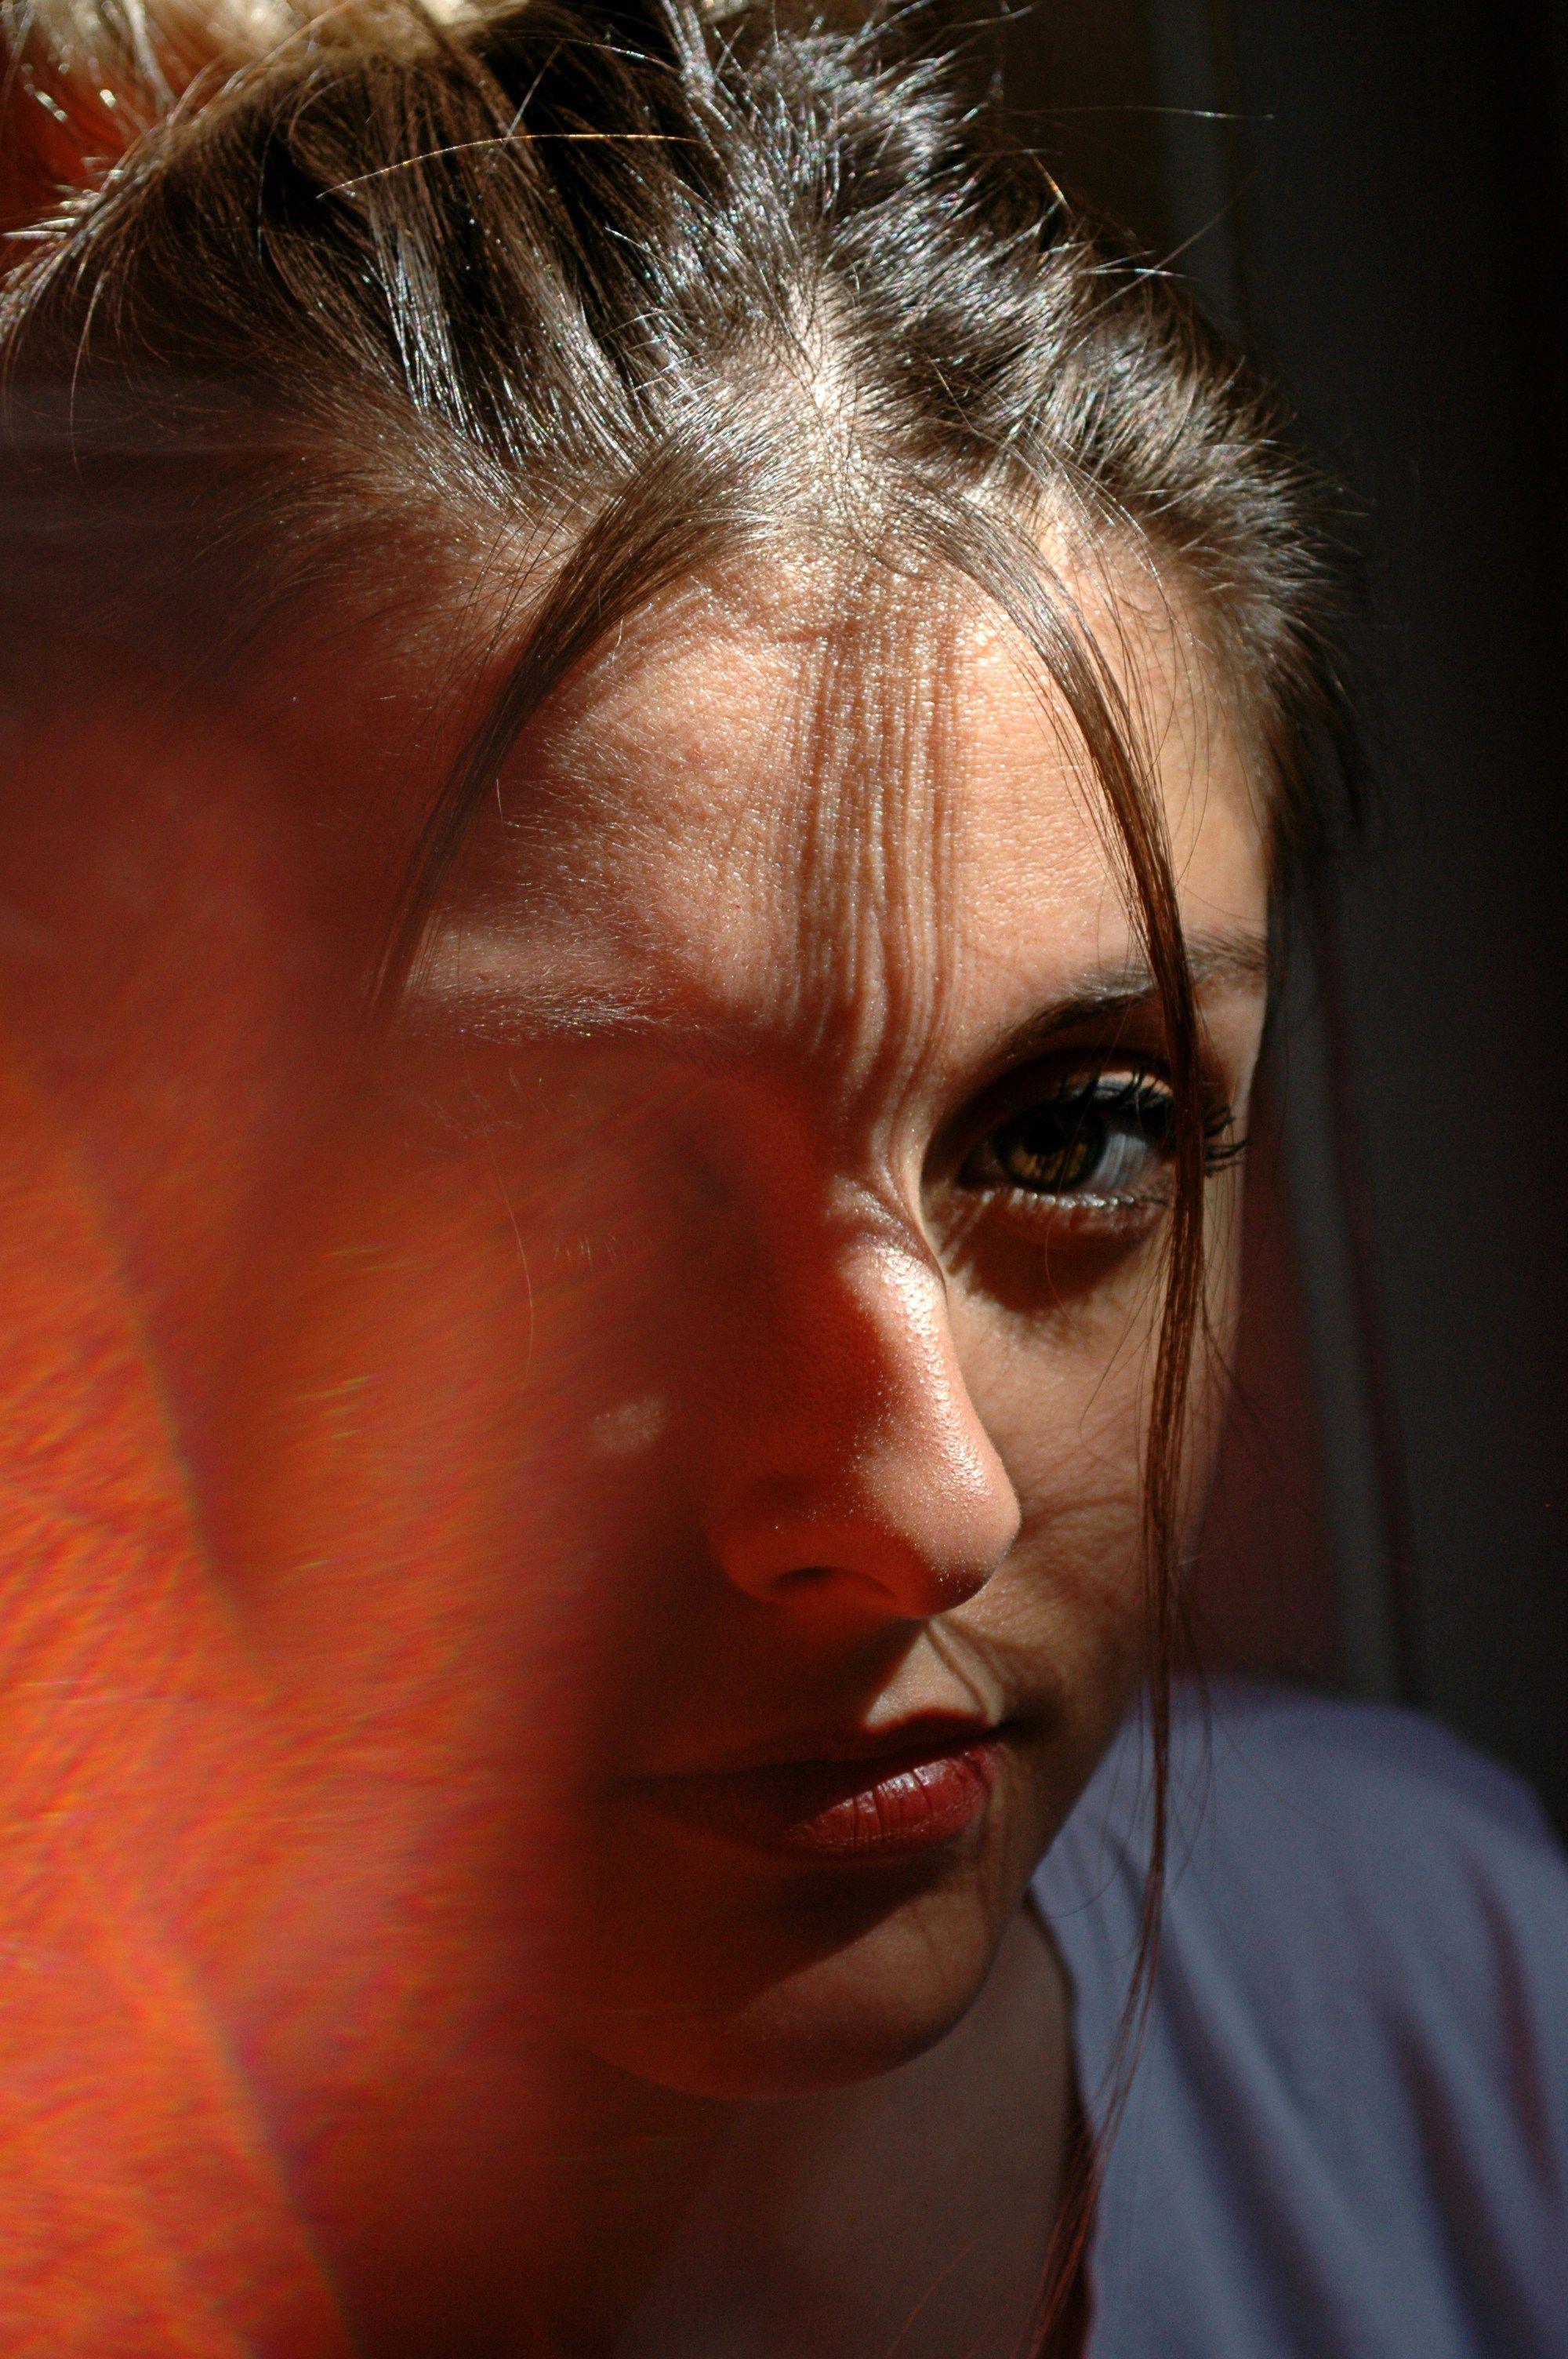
[632,1736,1003,1863]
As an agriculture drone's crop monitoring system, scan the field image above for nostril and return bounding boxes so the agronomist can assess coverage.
[769,1564,837,1594]
[764,1559,902,1607]
[715,1480,1018,1618]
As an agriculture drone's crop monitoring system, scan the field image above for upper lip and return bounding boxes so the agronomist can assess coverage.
[629,1711,1002,1782]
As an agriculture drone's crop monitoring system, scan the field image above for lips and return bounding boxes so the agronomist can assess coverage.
[626,1728,1004,1863]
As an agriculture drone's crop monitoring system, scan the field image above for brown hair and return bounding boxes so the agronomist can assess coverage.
[0,0,1339,2335]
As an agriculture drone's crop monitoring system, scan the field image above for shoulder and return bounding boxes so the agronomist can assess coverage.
[1037,1684,1568,2357]
[1165,1683,1568,1997]
[1164,1678,1563,1925]
[1042,1676,1565,1939]
[1171,1675,1555,1841]
[1041,1680,1568,2070]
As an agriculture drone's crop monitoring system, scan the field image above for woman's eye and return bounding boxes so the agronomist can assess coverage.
[962,1075,1177,1205]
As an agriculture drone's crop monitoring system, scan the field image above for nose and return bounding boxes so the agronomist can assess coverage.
[705,1219,1022,1620]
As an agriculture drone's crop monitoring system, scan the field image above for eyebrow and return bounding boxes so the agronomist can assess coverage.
[418,923,1272,1068]
[972,926,1274,1080]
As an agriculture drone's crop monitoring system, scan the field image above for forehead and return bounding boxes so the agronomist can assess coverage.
[421,558,1265,1045]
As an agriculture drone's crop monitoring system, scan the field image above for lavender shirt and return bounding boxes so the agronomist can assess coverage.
[1036,1685,1568,2356]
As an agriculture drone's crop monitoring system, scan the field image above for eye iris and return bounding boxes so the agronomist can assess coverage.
[996,1109,1104,1194]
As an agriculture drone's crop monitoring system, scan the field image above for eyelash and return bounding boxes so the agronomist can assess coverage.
[956,1067,1243,1216]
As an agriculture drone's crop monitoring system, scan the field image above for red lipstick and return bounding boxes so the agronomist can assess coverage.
[630,1728,1003,1863]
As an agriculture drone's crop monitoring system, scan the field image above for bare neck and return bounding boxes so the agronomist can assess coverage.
[543,1898,1075,2359]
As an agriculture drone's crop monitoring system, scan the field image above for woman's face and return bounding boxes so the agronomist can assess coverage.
[128,557,1268,2133]
[309,562,1266,2103]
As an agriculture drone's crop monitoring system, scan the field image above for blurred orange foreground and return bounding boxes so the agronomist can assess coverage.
[0,1036,356,2356]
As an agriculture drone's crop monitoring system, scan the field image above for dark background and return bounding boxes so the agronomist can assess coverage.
[987,0,1567,1819]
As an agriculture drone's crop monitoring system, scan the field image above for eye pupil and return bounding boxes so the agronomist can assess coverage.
[995,1109,1104,1193]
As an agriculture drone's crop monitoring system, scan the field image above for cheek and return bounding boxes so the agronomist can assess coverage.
[961,1150,1253,1533]
[949,1281,1160,1727]
[957,1267,1157,1531]
[198,1123,603,1979]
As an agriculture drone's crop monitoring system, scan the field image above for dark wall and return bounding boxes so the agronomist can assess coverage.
[1000,1,1568,1816]
[1227,0,1568,1808]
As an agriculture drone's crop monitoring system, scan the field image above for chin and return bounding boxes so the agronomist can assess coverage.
[576,1874,1013,2101]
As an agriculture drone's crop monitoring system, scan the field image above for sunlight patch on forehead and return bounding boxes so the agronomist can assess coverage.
[401,540,1255,1094]
[409,559,989,1074]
